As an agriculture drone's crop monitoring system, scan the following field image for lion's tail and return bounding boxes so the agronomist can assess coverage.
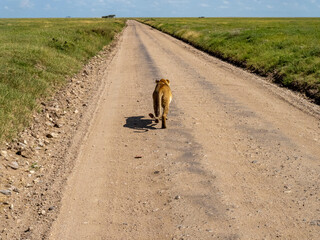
[153,92,161,119]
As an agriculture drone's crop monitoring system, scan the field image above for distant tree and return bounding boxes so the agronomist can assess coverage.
[102,15,116,18]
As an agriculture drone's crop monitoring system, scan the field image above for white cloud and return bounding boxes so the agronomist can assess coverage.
[200,3,209,7]
[266,5,273,9]
[4,6,9,10]
[20,0,34,8]
[218,0,229,9]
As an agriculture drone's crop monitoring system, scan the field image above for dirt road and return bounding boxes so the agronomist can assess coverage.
[48,20,320,239]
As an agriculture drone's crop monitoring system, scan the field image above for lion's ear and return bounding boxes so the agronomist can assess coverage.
[166,79,170,84]
[155,79,160,83]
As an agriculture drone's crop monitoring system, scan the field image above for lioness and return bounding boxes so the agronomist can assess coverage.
[149,79,172,129]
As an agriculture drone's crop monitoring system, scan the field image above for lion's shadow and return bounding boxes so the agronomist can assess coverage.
[123,116,157,132]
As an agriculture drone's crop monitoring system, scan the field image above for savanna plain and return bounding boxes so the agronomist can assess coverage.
[139,18,320,103]
[0,18,125,141]
[0,18,319,240]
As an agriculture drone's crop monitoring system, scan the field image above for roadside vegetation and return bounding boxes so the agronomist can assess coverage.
[0,18,125,141]
[139,18,320,104]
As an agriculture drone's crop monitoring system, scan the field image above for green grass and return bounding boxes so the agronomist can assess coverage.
[0,18,125,141]
[138,18,320,103]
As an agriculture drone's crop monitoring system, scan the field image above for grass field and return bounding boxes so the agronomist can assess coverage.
[139,18,320,103]
[0,18,125,141]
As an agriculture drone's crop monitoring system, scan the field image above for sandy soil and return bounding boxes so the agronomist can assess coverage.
[1,20,320,240]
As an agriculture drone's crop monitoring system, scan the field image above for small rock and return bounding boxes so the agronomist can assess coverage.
[48,206,55,211]
[17,150,32,159]
[8,162,19,170]
[1,150,8,159]
[33,178,40,184]
[174,195,181,200]
[25,183,33,188]
[16,150,23,156]
[17,142,27,150]
[46,121,54,127]
[154,171,160,174]
[38,140,44,147]
[40,210,46,215]
[0,190,11,196]
[54,123,62,128]
[24,226,33,232]
[74,109,79,114]
[46,133,54,138]
[46,133,57,138]
[310,220,320,226]
[134,156,142,159]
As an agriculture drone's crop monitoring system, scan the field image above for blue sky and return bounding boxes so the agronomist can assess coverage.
[1,0,320,18]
